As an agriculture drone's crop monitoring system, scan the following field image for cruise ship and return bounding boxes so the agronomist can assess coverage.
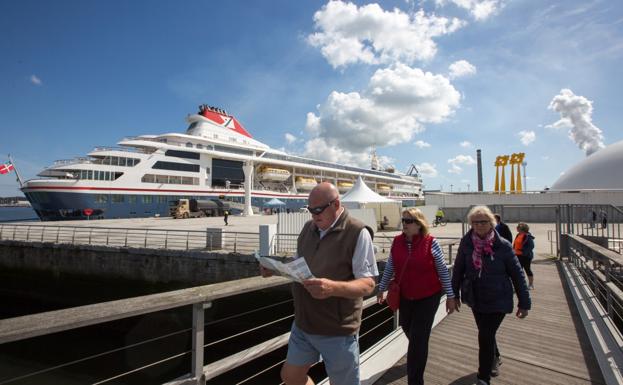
[21,105,423,220]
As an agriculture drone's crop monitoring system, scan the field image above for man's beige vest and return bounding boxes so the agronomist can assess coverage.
[293,209,368,335]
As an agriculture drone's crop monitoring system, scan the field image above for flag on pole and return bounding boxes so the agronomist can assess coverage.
[0,162,15,174]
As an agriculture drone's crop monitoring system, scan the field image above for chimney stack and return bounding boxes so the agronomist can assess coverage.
[477,149,483,192]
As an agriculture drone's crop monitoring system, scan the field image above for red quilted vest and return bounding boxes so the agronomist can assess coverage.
[391,233,441,300]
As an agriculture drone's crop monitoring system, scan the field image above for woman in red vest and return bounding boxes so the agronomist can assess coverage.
[377,208,458,385]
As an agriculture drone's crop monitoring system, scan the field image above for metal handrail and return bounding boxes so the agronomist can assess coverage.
[0,224,261,252]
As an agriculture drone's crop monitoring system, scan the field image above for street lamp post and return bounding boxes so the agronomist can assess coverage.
[522,161,527,191]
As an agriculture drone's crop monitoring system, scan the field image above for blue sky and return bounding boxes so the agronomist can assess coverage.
[1,0,622,196]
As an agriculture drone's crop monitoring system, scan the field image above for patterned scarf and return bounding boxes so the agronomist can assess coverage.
[471,229,495,271]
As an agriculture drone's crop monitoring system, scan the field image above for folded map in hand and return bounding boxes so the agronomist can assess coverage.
[255,252,314,283]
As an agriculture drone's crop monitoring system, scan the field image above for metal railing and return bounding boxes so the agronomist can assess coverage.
[563,234,623,334]
[556,204,623,255]
[0,276,397,385]
[0,224,260,253]
[273,233,460,264]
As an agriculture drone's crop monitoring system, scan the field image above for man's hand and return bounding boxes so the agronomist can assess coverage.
[260,265,274,278]
[446,297,460,314]
[376,291,386,305]
[303,278,335,299]
[516,308,529,318]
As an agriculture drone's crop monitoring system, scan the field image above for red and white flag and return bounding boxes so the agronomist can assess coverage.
[0,162,14,174]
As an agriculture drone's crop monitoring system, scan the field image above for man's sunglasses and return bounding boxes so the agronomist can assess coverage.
[308,200,335,215]
[401,218,418,224]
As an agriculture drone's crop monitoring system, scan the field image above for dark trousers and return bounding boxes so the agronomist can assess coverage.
[518,255,533,277]
[472,311,505,382]
[399,291,442,385]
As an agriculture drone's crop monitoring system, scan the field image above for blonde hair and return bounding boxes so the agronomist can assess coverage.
[466,205,496,226]
[517,222,530,232]
[402,207,430,236]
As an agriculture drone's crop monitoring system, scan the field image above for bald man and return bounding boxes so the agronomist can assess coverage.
[262,182,378,385]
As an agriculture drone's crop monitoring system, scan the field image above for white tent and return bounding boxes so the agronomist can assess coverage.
[341,176,402,230]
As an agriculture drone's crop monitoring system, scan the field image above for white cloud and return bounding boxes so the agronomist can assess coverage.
[546,88,605,156]
[285,133,297,144]
[303,63,461,165]
[459,140,472,148]
[415,140,431,148]
[517,130,535,145]
[449,60,477,79]
[416,162,438,177]
[308,1,465,68]
[436,0,503,21]
[447,154,476,174]
[30,75,42,85]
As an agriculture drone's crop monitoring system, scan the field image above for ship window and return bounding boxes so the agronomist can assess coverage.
[153,161,199,172]
[169,175,181,184]
[105,171,111,180]
[112,195,124,203]
[158,196,168,204]
[95,194,108,204]
[181,176,196,185]
[114,172,123,180]
[141,174,156,183]
[196,144,203,149]
[212,158,244,187]
[186,142,193,148]
[87,170,93,179]
[128,195,137,204]
[155,175,168,183]
[206,168,210,174]
[188,122,199,130]
[165,150,200,160]
[142,195,153,204]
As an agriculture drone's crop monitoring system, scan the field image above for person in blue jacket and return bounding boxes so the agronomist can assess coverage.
[452,205,531,385]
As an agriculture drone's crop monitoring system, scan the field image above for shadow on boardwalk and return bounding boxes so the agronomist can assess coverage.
[375,259,606,385]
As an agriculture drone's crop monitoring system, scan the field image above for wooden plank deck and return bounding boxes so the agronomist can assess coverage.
[374,259,606,385]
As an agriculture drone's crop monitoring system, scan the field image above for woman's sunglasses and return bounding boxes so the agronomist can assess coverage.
[401,218,418,224]
[471,220,490,225]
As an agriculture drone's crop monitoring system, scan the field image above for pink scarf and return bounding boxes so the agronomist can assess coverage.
[471,229,495,271]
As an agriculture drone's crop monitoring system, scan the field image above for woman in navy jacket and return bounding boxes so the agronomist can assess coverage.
[452,205,531,385]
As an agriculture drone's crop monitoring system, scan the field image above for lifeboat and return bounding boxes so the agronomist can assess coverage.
[257,166,291,182]
[337,180,354,193]
[295,176,317,191]
[377,183,392,194]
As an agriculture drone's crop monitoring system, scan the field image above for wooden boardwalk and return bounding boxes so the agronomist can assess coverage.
[375,259,606,385]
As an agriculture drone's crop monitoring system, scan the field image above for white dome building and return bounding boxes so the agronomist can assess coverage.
[551,140,623,191]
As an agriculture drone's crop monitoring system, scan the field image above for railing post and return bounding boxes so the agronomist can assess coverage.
[56,227,60,243]
[26,226,30,241]
[71,228,76,244]
[186,232,190,250]
[448,244,453,266]
[144,230,148,248]
[124,231,128,247]
[165,231,168,249]
[88,228,93,245]
[393,310,399,330]
[192,302,208,385]
[106,230,110,246]
[234,233,237,253]
[41,227,45,242]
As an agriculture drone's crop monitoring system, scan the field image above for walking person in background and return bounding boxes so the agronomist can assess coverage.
[260,182,378,385]
[377,207,459,385]
[513,223,535,289]
[452,206,531,385]
[600,209,608,229]
[494,214,512,244]
[223,210,229,226]
[590,210,597,228]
